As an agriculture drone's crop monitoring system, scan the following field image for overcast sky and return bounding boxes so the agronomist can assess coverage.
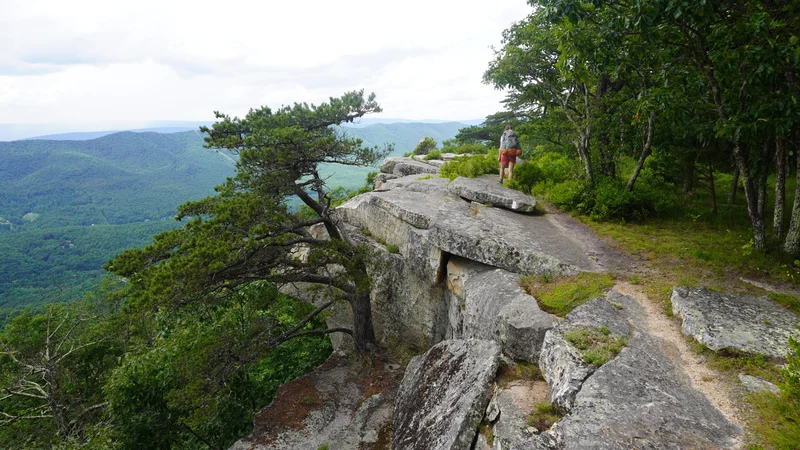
[0,0,531,126]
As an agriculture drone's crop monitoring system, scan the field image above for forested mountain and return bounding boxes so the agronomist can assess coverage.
[0,122,467,307]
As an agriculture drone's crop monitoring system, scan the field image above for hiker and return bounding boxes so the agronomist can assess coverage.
[498,125,520,184]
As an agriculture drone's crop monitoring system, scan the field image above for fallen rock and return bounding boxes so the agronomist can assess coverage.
[738,373,780,395]
[547,290,742,449]
[393,339,501,450]
[460,264,559,362]
[447,176,539,213]
[671,286,800,358]
[428,200,597,275]
[379,157,439,177]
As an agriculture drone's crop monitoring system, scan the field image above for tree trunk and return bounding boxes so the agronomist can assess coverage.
[683,151,697,195]
[727,166,739,204]
[757,141,769,221]
[734,142,767,250]
[774,136,786,237]
[708,159,717,216]
[627,112,655,191]
[349,291,376,354]
[784,136,800,254]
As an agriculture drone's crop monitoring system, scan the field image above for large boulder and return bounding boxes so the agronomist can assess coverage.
[230,355,402,450]
[545,291,742,449]
[539,297,630,411]
[447,176,539,213]
[379,157,439,177]
[446,256,558,361]
[428,200,597,275]
[671,286,800,358]
[393,339,501,450]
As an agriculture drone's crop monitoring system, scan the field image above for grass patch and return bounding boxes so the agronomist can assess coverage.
[686,337,781,382]
[564,326,629,366]
[768,292,800,315]
[417,174,433,180]
[520,272,615,317]
[526,401,563,432]
[386,244,400,254]
[480,424,495,446]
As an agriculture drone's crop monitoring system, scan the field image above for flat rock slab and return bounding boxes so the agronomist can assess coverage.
[447,176,539,213]
[393,339,501,450]
[671,286,800,358]
[429,200,598,275]
[545,291,742,449]
[231,354,402,450]
[380,157,439,177]
[738,374,780,395]
[339,175,600,276]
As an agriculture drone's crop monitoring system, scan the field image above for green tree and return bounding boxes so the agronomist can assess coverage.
[413,136,438,155]
[107,91,390,354]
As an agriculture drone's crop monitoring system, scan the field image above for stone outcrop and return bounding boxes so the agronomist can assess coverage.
[379,157,439,177]
[738,374,780,395]
[446,256,558,362]
[543,291,742,449]
[671,286,800,358]
[392,339,501,450]
[231,354,401,450]
[539,297,631,411]
[447,176,539,213]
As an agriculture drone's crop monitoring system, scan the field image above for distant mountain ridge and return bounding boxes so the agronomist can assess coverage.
[0,121,471,307]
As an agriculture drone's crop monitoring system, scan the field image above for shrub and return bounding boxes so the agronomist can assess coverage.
[413,137,437,155]
[532,152,577,183]
[505,162,543,194]
[424,150,442,161]
[440,151,499,181]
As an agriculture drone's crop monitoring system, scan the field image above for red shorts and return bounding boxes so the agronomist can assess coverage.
[500,153,517,165]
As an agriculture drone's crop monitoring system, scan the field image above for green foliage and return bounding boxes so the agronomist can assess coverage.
[526,401,562,432]
[504,162,543,194]
[104,285,331,450]
[521,272,615,317]
[440,151,499,181]
[423,150,442,161]
[413,137,438,155]
[564,326,629,366]
[385,244,400,254]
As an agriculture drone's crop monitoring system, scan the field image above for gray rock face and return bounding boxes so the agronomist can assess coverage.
[486,380,555,450]
[428,200,597,275]
[393,339,501,450]
[230,354,402,450]
[447,176,539,213]
[545,291,742,449]
[372,172,399,190]
[538,296,630,411]
[379,157,440,177]
[459,263,559,361]
[671,286,800,358]
[738,373,780,395]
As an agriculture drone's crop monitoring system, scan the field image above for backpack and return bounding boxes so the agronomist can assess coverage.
[504,130,520,149]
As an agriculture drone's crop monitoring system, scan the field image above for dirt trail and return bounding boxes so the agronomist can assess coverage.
[613,281,745,438]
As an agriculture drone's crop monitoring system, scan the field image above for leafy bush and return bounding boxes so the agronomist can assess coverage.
[532,152,577,183]
[440,139,491,155]
[440,151,499,181]
[413,137,438,155]
[424,150,443,161]
[505,162,543,194]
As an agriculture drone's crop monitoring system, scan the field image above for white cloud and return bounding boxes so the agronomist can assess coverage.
[0,0,532,123]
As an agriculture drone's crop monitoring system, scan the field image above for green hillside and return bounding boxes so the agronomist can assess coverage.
[0,131,237,307]
[0,122,466,307]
